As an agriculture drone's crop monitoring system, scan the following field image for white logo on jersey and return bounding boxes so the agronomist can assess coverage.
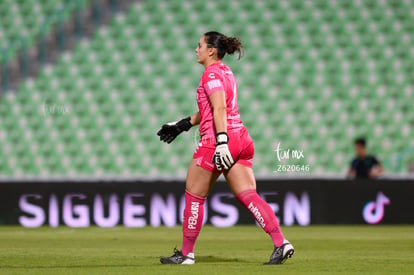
[208,73,215,79]
[207,79,222,90]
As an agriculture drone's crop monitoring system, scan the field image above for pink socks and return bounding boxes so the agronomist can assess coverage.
[182,190,206,256]
[236,189,284,247]
[181,189,284,256]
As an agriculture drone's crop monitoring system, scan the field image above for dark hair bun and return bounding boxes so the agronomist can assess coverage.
[204,31,243,60]
[224,36,243,59]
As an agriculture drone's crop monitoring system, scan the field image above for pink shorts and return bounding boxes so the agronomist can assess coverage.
[193,127,254,173]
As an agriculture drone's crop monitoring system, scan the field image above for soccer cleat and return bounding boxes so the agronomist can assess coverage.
[264,240,295,265]
[160,248,195,265]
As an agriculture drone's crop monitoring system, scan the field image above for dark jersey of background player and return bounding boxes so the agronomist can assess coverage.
[347,138,383,179]
[350,155,380,178]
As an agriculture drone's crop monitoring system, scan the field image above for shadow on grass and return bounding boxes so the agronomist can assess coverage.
[0,256,249,269]
[196,255,248,263]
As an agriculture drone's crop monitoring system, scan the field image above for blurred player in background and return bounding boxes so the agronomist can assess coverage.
[347,137,383,179]
[157,31,294,265]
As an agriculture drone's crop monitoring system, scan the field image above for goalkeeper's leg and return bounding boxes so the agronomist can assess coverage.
[182,159,220,256]
[224,163,294,264]
[161,158,220,264]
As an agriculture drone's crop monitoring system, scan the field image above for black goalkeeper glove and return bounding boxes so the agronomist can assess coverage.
[157,117,193,144]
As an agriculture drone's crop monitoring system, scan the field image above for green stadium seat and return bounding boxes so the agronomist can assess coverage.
[0,0,90,61]
[0,0,413,177]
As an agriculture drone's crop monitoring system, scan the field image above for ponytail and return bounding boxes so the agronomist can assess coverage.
[223,36,243,60]
[204,31,243,60]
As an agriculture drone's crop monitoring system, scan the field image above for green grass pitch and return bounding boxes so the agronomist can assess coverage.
[0,225,413,274]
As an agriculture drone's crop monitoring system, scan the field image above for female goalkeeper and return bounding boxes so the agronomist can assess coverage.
[157,31,294,265]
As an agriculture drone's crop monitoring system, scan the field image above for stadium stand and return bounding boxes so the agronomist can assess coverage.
[0,0,89,61]
[0,0,413,178]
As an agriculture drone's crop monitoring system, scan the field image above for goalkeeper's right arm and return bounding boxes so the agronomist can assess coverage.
[157,112,200,144]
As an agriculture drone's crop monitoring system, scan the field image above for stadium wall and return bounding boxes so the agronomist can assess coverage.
[0,180,413,227]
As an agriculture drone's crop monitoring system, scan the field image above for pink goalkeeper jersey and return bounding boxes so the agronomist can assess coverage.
[197,61,243,138]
